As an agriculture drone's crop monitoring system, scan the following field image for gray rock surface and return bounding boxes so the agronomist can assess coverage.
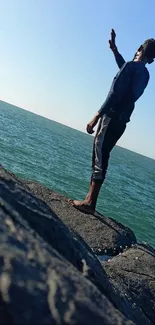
[0,165,154,324]
[103,244,155,324]
[29,185,137,256]
[0,197,135,325]
[0,166,136,256]
[0,165,137,324]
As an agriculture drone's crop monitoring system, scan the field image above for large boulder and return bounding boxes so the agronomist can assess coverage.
[0,166,137,325]
[0,175,110,292]
[103,244,155,324]
[25,183,137,256]
[0,166,136,256]
[0,165,152,324]
[0,197,135,325]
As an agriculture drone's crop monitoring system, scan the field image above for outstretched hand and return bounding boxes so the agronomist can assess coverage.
[109,29,117,52]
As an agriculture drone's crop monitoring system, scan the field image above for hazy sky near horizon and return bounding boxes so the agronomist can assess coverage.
[1,0,155,159]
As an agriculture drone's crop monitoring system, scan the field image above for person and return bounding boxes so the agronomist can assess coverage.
[69,29,155,214]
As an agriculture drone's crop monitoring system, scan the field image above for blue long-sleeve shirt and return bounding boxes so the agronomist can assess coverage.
[98,52,150,122]
[114,51,126,69]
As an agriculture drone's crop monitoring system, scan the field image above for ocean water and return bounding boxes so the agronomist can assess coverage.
[1,100,155,248]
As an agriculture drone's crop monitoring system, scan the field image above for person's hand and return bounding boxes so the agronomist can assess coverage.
[109,29,117,52]
[86,113,100,134]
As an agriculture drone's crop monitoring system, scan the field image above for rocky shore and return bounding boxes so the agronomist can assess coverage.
[0,165,155,324]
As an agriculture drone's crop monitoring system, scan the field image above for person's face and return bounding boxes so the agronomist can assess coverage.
[133,45,144,61]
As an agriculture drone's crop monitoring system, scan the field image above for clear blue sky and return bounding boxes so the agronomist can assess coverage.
[1,0,155,158]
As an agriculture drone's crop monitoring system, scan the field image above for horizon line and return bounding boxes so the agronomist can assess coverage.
[1,98,154,161]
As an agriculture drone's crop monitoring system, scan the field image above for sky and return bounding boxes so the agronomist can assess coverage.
[0,0,155,159]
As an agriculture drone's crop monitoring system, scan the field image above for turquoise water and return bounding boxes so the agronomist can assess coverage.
[1,100,155,248]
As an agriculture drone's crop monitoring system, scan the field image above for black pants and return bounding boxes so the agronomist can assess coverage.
[92,114,126,184]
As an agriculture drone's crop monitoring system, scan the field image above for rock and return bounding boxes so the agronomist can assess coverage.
[29,186,137,256]
[102,244,155,324]
[0,165,153,324]
[0,166,136,256]
[0,167,136,325]
[0,198,135,325]
[0,175,109,291]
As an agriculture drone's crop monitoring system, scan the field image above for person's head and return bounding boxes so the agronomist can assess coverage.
[133,38,155,64]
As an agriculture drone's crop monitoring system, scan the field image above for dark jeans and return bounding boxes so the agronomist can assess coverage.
[92,114,126,184]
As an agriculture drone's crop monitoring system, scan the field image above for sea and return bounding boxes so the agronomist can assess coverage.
[1,100,155,248]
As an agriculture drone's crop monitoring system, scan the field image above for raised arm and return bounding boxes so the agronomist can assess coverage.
[109,29,126,69]
[86,30,127,134]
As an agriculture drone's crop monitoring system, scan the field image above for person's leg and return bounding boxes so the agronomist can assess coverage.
[85,118,103,200]
[70,115,126,214]
[69,118,104,214]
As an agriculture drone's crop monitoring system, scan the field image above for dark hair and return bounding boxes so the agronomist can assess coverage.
[142,38,155,63]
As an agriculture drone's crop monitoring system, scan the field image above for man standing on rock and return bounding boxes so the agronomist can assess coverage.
[70,29,155,214]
